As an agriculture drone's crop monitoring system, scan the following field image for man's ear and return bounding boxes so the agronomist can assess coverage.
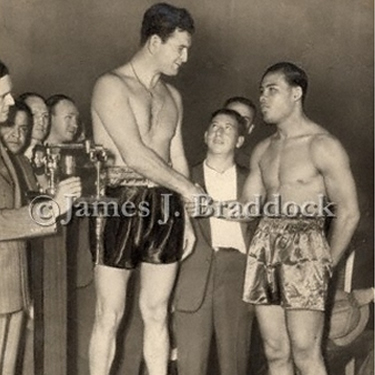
[247,124,255,135]
[292,86,303,102]
[204,131,208,145]
[147,35,162,54]
[236,135,245,149]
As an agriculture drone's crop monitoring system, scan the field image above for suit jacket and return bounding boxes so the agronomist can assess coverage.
[174,162,256,313]
[0,141,55,313]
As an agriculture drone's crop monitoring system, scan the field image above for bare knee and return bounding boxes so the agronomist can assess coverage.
[263,337,291,367]
[94,302,125,335]
[139,298,168,326]
[293,338,323,371]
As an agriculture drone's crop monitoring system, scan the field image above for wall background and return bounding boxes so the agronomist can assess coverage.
[0,0,373,281]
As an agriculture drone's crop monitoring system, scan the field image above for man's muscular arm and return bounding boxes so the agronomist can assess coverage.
[240,139,268,206]
[92,74,199,200]
[168,85,189,178]
[312,135,360,266]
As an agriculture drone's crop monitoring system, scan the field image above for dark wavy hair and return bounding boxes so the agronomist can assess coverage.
[4,100,33,129]
[262,62,308,103]
[140,3,195,46]
[210,108,247,137]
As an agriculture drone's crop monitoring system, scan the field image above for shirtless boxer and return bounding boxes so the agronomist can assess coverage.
[89,4,201,375]
[241,62,360,375]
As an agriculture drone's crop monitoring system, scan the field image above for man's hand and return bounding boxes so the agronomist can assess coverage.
[182,183,211,217]
[54,177,82,215]
[182,183,205,203]
[181,213,196,261]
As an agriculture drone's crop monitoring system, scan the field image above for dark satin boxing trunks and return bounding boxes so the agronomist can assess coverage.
[243,216,332,311]
[91,186,185,269]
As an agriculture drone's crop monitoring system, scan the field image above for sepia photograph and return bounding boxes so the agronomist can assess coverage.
[0,0,373,374]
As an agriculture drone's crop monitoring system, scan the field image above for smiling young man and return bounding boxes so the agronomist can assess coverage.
[240,62,360,375]
[45,94,79,144]
[89,4,202,375]
[174,109,257,375]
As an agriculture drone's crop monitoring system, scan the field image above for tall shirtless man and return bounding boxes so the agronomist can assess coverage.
[240,62,360,375]
[89,4,201,375]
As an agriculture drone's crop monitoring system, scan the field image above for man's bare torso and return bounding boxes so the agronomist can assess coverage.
[259,125,330,209]
[93,66,180,166]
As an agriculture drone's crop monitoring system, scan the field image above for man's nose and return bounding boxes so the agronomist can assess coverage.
[6,93,15,106]
[70,118,79,129]
[215,127,224,135]
[11,129,21,140]
[181,49,188,63]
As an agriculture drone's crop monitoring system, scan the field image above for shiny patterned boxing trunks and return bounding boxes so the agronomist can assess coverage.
[243,216,332,311]
[91,186,185,269]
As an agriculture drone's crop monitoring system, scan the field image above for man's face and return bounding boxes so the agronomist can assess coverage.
[0,110,30,154]
[25,96,49,141]
[259,72,297,124]
[225,102,256,134]
[204,114,244,155]
[156,30,192,76]
[51,99,79,143]
[0,75,15,123]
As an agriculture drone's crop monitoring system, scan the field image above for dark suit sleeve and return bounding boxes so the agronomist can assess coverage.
[0,205,57,241]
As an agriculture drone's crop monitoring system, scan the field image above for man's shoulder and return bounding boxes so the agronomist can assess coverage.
[93,68,133,96]
[252,136,272,159]
[309,131,349,168]
[309,131,343,153]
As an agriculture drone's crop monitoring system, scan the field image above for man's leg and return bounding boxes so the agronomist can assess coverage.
[174,264,214,375]
[286,310,327,375]
[214,251,254,375]
[89,265,131,375]
[0,310,24,375]
[255,305,293,375]
[139,262,178,375]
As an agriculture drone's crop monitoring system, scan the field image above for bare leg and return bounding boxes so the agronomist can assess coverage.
[89,265,131,375]
[286,310,327,375]
[255,305,293,375]
[0,310,24,375]
[139,262,178,375]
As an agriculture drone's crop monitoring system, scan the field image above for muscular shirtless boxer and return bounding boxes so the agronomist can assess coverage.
[89,4,201,375]
[241,62,360,375]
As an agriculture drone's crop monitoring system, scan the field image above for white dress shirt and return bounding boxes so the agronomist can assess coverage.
[204,161,246,254]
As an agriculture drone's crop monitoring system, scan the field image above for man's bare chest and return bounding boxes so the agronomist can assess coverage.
[261,139,317,184]
[129,90,178,139]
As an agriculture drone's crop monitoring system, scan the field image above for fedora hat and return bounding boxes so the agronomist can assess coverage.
[329,289,369,347]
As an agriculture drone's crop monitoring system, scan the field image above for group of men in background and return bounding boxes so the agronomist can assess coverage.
[0,62,82,374]
[0,2,363,375]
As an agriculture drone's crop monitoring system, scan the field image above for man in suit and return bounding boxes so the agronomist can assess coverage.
[173,108,256,375]
[0,60,81,374]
